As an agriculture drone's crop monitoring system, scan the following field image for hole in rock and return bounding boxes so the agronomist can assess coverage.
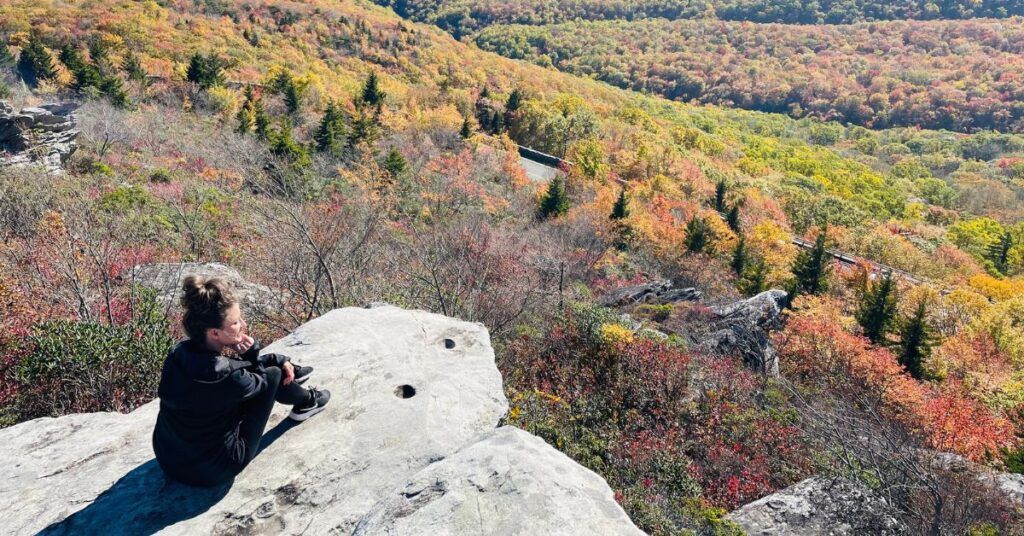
[444,338,456,349]
[394,384,417,399]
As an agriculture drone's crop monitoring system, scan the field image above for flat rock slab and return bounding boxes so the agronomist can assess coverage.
[353,427,644,536]
[0,306,642,535]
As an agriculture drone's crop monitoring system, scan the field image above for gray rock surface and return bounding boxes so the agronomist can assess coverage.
[725,477,907,535]
[598,280,702,307]
[353,427,644,535]
[0,306,641,535]
[0,100,78,173]
[128,262,273,313]
[699,289,787,375]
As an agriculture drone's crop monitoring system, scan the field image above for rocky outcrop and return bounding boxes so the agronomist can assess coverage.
[128,262,274,313]
[0,101,78,173]
[725,477,907,535]
[0,305,642,535]
[598,280,702,307]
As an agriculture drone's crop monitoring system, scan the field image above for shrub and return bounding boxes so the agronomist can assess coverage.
[3,289,174,423]
[149,168,173,183]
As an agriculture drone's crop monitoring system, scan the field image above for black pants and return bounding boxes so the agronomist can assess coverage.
[219,366,310,478]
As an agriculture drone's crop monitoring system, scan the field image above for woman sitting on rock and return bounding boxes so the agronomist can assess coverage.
[152,276,330,487]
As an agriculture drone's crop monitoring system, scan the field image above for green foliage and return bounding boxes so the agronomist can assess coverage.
[0,37,14,68]
[713,179,727,212]
[314,100,347,153]
[60,43,101,91]
[898,300,931,380]
[267,119,310,166]
[538,176,570,219]
[382,148,407,177]
[610,188,629,220]
[739,257,768,296]
[122,49,146,81]
[459,115,473,138]
[8,289,174,421]
[149,168,173,183]
[270,70,305,114]
[731,236,746,275]
[17,33,56,87]
[726,204,740,233]
[360,69,385,108]
[986,232,1014,275]
[684,216,713,253]
[186,51,227,89]
[791,230,830,296]
[856,271,898,344]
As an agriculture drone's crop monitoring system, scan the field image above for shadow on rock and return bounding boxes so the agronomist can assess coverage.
[39,417,299,535]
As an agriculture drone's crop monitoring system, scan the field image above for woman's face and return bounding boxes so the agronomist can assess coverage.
[208,303,247,349]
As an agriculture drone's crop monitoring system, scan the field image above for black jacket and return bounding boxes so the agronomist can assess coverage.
[151,339,288,484]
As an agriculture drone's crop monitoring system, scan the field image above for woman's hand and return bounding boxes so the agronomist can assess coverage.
[282,361,295,385]
[232,334,255,355]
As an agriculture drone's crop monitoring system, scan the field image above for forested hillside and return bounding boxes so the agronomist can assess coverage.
[475,17,1024,133]
[375,0,1024,35]
[1,0,1023,533]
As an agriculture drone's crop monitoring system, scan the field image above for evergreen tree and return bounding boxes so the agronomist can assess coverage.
[314,100,346,153]
[459,116,473,139]
[713,179,727,212]
[122,50,146,82]
[99,75,129,108]
[17,34,56,87]
[186,52,226,89]
[898,300,931,380]
[283,77,302,114]
[538,176,569,219]
[360,70,385,108]
[610,188,629,220]
[726,204,741,233]
[987,231,1013,274]
[856,270,898,344]
[87,37,109,66]
[791,229,831,296]
[268,119,309,166]
[382,148,407,177]
[504,88,523,129]
[731,236,747,276]
[740,258,768,296]
[684,216,713,253]
[59,43,101,91]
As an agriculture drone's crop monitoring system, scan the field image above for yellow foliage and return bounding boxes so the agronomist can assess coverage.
[599,323,635,346]
[204,86,237,115]
[748,220,797,285]
[968,274,1024,301]
[965,295,1024,366]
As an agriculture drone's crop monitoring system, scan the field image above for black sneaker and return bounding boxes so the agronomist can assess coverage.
[292,363,313,385]
[289,387,330,421]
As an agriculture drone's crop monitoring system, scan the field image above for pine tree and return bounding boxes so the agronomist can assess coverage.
[100,75,129,108]
[122,50,146,82]
[186,52,226,89]
[268,119,309,166]
[87,37,109,66]
[726,204,741,233]
[504,88,523,129]
[898,300,931,380]
[740,258,768,296]
[792,229,831,296]
[731,236,747,276]
[314,100,346,153]
[713,179,727,212]
[987,231,1013,274]
[459,116,473,139]
[382,148,407,177]
[253,98,271,140]
[17,33,56,87]
[360,70,385,108]
[684,216,713,253]
[610,188,629,220]
[856,271,898,344]
[59,43,101,91]
[283,76,302,114]
[538,176,569,219]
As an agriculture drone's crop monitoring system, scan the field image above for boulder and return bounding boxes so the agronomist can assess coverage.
[725,477,907,535]
[598,280,702,307]
[128,262,274,313]
[0,305,642,535]
[0,101,78,173]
